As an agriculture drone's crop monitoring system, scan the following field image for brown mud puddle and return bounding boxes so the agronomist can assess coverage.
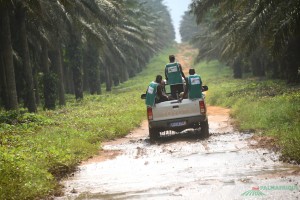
[56,106,300,200]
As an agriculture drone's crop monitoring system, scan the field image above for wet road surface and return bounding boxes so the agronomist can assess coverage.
[56,106,300,200]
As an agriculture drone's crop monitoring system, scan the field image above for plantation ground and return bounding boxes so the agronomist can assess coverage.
[0,44,299,200]
[58,108,300,200]
[57,44,300,200]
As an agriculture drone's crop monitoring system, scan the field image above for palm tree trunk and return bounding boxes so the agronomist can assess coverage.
[251,55,266,77]
[41,40,50,74]
[16,2,37,112]
[82,57,89,92]
[285,36,300,84]
[104,59,112,92]
[120,62,129,83]
[269,60,280,79]
[0,9,18,110]
[250,42,266,78]
[0,55,8,108]
[50,49,65,106]
[120,65,125,83]
[63,64,74,94]
[286,59,299,84]
[85,40,101,94]
[32,67,40,105]
[69,32,83,100]
[233,56,242,79]
[41,40,56,109]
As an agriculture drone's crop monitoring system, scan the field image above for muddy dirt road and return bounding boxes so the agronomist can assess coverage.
[57,106,300,200]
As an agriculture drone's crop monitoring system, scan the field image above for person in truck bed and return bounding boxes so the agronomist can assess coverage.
[180,68,203,101]
[145,75,171,107]
[165,55,186,99]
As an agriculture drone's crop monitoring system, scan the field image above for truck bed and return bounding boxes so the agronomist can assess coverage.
[148,98,207,132]
[142,84,209,139]
[152,99,203,121]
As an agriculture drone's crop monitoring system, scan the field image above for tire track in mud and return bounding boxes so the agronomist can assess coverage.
[57,106,300,200]
[56,45,300,199]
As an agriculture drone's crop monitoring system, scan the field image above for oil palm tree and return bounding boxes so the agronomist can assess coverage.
[190,0,300,82]
[0,2,18,111]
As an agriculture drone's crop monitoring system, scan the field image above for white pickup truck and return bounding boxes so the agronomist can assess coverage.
[142,85,209,140]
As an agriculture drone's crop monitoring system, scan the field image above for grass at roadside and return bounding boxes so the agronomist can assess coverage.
[0,48,176,200]
[1,45,299,199]
[194,60,300,163]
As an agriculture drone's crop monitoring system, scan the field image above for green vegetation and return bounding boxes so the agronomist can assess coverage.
[0,48,176,200]
[182,1,300,83]
[195,60,300,162]
[0,0,175,112]
[1,45,298,199]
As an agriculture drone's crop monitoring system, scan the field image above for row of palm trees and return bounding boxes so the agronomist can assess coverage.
[0,0,175,112]
[180,0,300,83]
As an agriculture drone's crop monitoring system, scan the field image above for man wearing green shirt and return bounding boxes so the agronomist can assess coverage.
[146,75,170,107]
[180,68,203,101]
[165,55,186,99]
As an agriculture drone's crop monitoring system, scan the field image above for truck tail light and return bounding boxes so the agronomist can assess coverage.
[147,107,153,120]
[199,100,206,115]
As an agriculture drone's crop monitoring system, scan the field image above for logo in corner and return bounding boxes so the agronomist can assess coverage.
[241,186,266,196]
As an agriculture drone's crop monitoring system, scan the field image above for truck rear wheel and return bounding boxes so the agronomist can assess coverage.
[200,120,209,138]
[149,128,160,140]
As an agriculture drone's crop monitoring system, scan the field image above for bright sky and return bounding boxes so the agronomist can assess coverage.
[163,0,192,43]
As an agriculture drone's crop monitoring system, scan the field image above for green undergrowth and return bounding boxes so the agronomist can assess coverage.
[194,60,300,163]
[2,46,299,200]
[0,48,176,200]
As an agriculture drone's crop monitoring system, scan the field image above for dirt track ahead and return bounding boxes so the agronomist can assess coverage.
[57,106,300,200]
[56,45,300,200]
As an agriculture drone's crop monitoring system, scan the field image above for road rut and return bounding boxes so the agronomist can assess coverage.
[56,106,300,200]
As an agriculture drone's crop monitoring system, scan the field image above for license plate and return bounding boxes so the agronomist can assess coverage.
[170,121,186,127]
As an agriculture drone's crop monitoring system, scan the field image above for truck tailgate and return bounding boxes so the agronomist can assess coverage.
[152,99,202,121]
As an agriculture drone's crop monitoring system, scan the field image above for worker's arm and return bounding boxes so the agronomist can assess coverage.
[179,64,185,79]
[179,78,188,101]
[165,67,168,81]
[157,84,168,99]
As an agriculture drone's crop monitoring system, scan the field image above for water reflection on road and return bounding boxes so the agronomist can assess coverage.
[56,106,300,200]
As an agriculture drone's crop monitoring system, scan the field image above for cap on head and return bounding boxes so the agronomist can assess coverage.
[189,68,195,75]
